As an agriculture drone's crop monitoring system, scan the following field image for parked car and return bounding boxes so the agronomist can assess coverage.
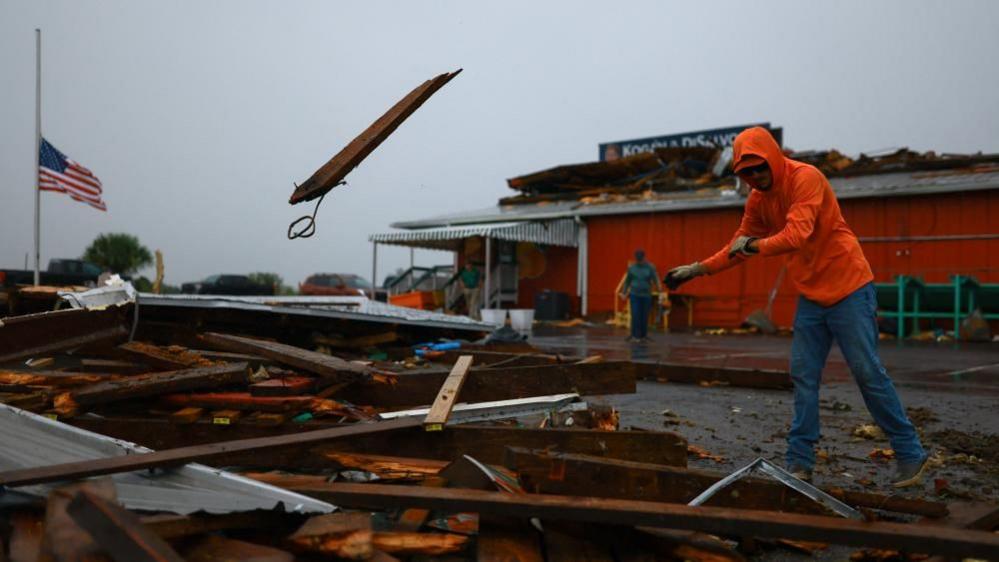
[0,259,104,288]
[181,274,274,296]
[299,273,373,297]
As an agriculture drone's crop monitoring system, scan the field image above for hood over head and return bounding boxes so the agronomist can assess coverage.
[732,127,786,189]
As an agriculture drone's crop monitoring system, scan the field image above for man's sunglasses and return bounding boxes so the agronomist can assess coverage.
[737,163,769,176]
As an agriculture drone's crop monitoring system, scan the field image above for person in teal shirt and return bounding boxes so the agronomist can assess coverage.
[619,249,661,342]
[459,262,482,320]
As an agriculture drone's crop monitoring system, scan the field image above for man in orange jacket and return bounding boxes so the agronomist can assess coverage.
[667,127,929,488]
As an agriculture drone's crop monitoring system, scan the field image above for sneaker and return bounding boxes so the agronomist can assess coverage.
[892,455,930,488]
[786,464,813,482]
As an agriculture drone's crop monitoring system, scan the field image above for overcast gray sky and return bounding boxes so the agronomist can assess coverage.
[2,1,998,287]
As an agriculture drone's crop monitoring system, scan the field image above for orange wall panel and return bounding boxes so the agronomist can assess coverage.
[585,189,999,328]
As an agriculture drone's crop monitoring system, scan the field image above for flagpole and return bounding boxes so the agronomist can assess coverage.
[33,28,41,286]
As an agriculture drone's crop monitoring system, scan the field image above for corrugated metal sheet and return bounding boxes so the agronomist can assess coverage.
[0,403,334,515]
[390,168,999,229]
[138,294,495,332]
[369,219,579,250]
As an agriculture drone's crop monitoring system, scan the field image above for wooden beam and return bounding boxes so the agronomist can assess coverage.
[317,425,687,467]
[0,305,131,364]
[432,349,565,368]
[117,341,214,370]
[0,417,421,488]
[53,362,249,416]
[504,448,948,519]
[184,535,293,562]
[65,416,687,469]
[423,355,473,431]
[635,362,791,390]
[142,511,304,540]
[66,490,185,562]
[199,332,375,382]
[297,483,999,559]
[339,361,636,408]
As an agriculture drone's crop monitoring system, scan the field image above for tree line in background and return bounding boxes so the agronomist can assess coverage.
[81,232,295,294]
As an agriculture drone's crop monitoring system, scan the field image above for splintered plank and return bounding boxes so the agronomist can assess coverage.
[287,512,374,559]
[504,448,948,518]
[185,535,293,562]
[168,407,204,424]
[142,511,302,540]
[288,69,461,205]
[0,305,131,364]
[199,332,375,382]
[296,483,999,559]
[67,490,185,562]
[63,417,688,469]
[424,355,473,431]
[250,376,316,397]
[0,417,422,488]
[162,392,314,413]
[39,479,118,562]
[8,512,43,562]
[53,362,249,415]
[477,518,545,562]
[118,341,215,370]
[319,425,687,467]
[339,361,636,408]
[433,349,564,368]
[635,362,791,390]
[0,371,113,387]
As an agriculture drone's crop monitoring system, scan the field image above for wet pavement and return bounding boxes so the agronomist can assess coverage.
[528,323,999,510]
[530,324,999,394]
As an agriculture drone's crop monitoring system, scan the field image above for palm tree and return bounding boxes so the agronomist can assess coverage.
[82,233,153,276]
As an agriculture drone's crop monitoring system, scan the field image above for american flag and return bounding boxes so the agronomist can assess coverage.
[39,138,107,211]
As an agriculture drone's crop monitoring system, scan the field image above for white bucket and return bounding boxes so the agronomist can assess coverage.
[509,309,535,333]
[480,308,507,327]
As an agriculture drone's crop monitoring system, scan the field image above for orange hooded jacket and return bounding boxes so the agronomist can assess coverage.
[700,127,873,307]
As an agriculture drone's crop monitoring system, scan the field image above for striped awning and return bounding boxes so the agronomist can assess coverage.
[369,219,578,250]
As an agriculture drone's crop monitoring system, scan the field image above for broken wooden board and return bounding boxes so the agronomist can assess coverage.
[0,371,114,387]
[432,349,565,368]
[339,361,636,408]
[53,362,249,416]
[313,331,398,349]
[8,511,44,562]
[288,69,462,205]
[117,341,215,370]
[161,392,313,413]
[299,483,999,559]
[38,479,118,562]
[199,332,374,382]
[142,510,304,540]
[249,376,316,397]
[477,517,545,562]
[634,362,791,390]
[184,535,293,562]
[287,511,373,559]
[0,305,131,364]
[0,417,422,488]
[504,448,948,518]
[64,417,688,469]
[67,489,185,562]
[317,425,687,467]
[423,355,473,431]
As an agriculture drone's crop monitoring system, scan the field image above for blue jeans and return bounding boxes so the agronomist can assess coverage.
[630,295,652,339]
[787,283,925,469]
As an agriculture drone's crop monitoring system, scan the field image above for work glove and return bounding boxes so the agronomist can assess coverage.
[664,263,707,290]
[728,236,759,258]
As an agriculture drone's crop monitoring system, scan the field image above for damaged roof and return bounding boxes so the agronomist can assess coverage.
[392,164,999,229]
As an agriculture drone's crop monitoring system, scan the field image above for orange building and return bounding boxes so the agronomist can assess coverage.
[371,165,999,329]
